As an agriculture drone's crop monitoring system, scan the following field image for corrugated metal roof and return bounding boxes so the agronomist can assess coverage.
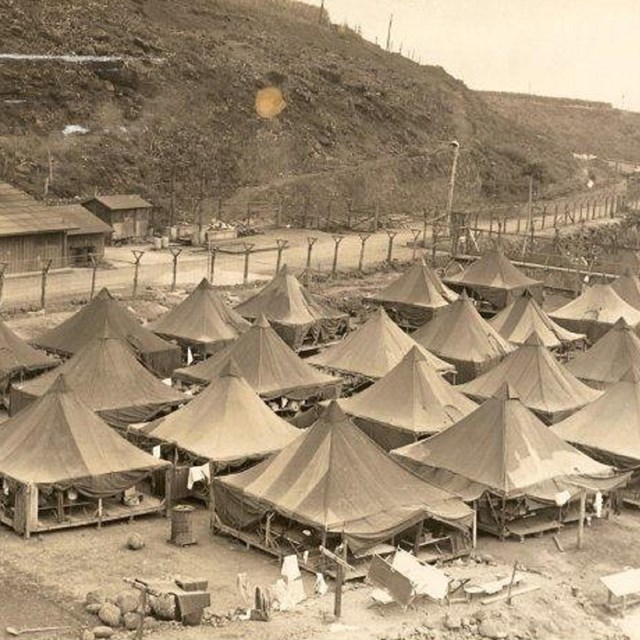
[54,204,112,236]
[0,183,78,236]
[91,194,152,210]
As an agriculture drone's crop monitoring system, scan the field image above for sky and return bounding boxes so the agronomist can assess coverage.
[302,0,640,111]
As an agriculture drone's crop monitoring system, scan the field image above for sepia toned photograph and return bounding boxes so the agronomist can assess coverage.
[0,1,639,638]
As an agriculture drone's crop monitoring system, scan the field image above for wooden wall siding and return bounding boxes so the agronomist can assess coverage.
[0,232,66,273]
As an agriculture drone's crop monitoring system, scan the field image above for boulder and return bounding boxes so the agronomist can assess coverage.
[86,603,102,615]
[92,627,114,639]
[123,612,141,631]
[479,619,508,639]
[116,589,140,614]
[150,593,176,620]
[85,590,106,605]
[80,630,95,640]
[444,613,462,630]
[144,616,159,630]
[126,532,145,551]
[97,602,121,628]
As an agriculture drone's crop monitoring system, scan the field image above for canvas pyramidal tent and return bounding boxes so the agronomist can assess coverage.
[444,249,543,309]
[0,318,57,392]
[337,347,477,450]
[10,327,186,426]
[34,288,181,377]
[0,375,170,536]
[150,278,250,355]
[566,318,640,389]
[489,290,585,349]
[459,332,601,424]
[549,283,640,343]
[611,270,640,310]
[307,307,455,384]
[393,384,624,539]
[234,265,349,350]
[552,367,640,469]
[411,292,515,383]
[369,258,458,327]
[213,401,473,563]
[173,315,341,402]
[144,360,301,474]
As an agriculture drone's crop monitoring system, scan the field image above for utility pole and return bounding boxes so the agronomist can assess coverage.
[386,14,393,51]
[447,140,460,255]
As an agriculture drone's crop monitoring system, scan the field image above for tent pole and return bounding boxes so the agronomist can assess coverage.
[413,519,424,555]
[208,461,216,534]
[334,536,346,619]
[97,498,103,528]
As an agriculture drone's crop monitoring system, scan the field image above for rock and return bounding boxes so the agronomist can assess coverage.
[97,602,121,628]
[86,590,106,605]
[116,589,140,614]
[444,613,462,630]
[123,612,141,630]
[481,553,497,565]
[126,532,145,550]
[479,619,507,639]
[150,593,176,620]
[86,603,102,614]
[474,609,488,622]
[92,627,114,639]
[144,616,159,630]
[80,630,95,640]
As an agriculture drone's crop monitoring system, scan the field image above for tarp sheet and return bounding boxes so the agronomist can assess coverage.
[552,367,640,467]
[150,278,250,351]
[566,318,640,388]
[459,332,601,422]
[0,318,57,391]
[411,293,514,382]
[444,250,543,308]
[34,288,181,377]
[338,346,476,445]
[0,375,168,495]
[489,290,585,349]
[308,307,454,379]
[10,328,186,427]
[549,284,640,343]
[144,360,300,470]
[392,384,624,502]
[214,402,473,551]
[173,316,341,400]
[234,266,349,350]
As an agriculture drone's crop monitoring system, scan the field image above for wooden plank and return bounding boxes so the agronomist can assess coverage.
[601,569,640,598]
[481,585,540,605]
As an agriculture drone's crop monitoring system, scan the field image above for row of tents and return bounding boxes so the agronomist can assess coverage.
[0,252,639,565]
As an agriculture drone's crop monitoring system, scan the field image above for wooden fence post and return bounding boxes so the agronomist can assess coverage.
[331,235,344,277]
[305,236,318,285]
[209,246,217,283]
[553,202,559,227]
[89,254,98,300]
[40,259,52,310]
[541,206,547,229]
[358,234,370,272]
[243,243,255,285]
[386,230,398,264]
[169,248,182,292]
[132,250,144,298]
[411,229,422,261]
[373,202,380,233]
[422,208,428,247]
[275,239,288,274]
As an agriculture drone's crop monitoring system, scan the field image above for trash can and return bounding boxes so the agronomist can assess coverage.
[170,505,196,546]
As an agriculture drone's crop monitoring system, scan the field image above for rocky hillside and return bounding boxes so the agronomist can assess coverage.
[482,92,640,166]
[0,0,582,226]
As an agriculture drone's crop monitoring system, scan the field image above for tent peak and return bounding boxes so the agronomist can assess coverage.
[220,357,243,379]
[493,382,520,401]
[278,263,290,275]
[255,313,271,329]
[322,399,348,423]
[620,365,640,384]
[195,277,214,290]
[523,330,546,347]
[403,345,427,364]
[47,374,71,395]
[94,288,113,301]
[613,317,632,330]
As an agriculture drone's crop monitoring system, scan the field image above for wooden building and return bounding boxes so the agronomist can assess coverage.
[0,183,112,273]
[54,204,112,265]
[84,195,152,241]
